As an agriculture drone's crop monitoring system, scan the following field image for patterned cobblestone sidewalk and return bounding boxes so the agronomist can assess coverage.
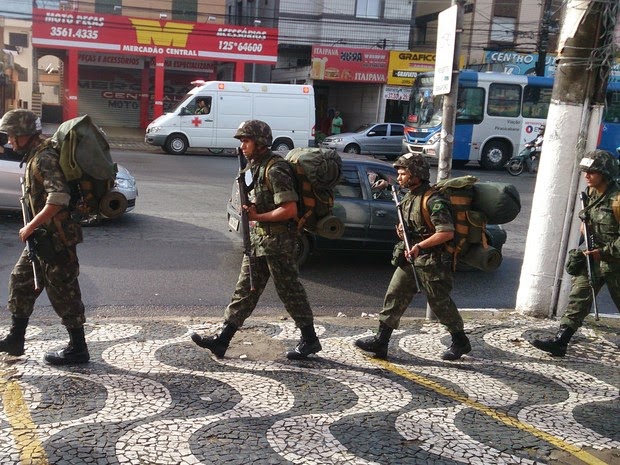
[1,312,618,465]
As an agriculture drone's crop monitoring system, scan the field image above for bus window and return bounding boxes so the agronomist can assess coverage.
[603,90,620,123]
[523,86,552,118]
[456,87,484,123]
[488,83,521,117]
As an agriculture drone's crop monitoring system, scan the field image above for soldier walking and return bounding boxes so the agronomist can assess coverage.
[0,110,89,365]
[532,150,620,356]
[191,120,322,359]
[355,153,471,360]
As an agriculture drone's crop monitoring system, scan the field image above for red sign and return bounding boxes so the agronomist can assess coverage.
[310,46,388,83]
[32,8,278,63]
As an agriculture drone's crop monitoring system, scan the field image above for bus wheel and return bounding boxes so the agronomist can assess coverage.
[481,141,510,170]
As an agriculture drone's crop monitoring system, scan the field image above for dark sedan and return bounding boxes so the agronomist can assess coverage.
[227,153,507,268]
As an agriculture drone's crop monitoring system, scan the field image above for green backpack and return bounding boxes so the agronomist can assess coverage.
[422,175,521,271]
[50,115,123,221]
[262,148,344,239]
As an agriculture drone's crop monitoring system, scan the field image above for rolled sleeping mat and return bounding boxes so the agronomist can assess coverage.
[98,190,128,219]
[315,215,345,239]
[459,244,502,272]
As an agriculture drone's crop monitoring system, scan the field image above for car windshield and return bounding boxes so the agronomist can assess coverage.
[353,124,374,134]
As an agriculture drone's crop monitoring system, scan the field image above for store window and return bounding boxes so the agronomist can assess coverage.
[173,0,198,22]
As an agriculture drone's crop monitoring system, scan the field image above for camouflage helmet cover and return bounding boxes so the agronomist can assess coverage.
[0,109,42,137]
[579,150,619,179]
[393,153,430,181]
[234,120,273,147]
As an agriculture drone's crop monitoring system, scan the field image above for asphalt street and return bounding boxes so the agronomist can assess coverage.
[0,129,618,464]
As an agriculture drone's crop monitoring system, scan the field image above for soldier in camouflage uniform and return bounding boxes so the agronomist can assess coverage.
[355,153,471,361]
[532,149,620,357]
[0,110,89,365]
[191,120,321,359]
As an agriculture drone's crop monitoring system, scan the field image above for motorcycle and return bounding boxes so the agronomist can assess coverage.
[505,146,537,176]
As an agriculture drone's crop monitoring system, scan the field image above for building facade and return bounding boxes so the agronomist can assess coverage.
[0,0,579,130]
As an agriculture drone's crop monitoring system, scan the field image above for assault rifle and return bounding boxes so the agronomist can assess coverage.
[579,191,599,321]
[236,148,255,291]
[391,185,421,293]
[19,177,41,291]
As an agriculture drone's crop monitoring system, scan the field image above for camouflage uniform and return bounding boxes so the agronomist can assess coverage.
[381,182,464,332]
[0,109,88,365]
[224,150,314,329]
[8,142,86,328]
[192,120,320,359]
[532,149,620,357]
[355,153,470,360]
[562,180,620,329]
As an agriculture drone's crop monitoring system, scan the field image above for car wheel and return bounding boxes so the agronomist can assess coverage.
[294,233,311,267]
[165,134,189,155]
[272,139,293,151]
[480,141,510,170]
[344,144,360,154]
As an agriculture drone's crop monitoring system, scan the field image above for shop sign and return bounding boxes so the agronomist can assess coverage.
[310,46,388,83]
[32,8,278,63]
[77,52,216,73]
[387,51,435,86]
[384,86,411,101]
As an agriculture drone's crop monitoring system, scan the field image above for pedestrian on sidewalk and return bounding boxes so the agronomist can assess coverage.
[191,120,322,360]
[532,149,620,357]
[0,110,89,365]
[355,153,471,361]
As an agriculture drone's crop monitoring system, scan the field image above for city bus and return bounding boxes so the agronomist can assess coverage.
[401,70,620,169]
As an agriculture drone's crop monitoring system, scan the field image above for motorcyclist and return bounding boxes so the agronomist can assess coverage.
[524,124,545,173]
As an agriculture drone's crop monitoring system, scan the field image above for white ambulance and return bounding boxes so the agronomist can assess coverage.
[145,81,316,155]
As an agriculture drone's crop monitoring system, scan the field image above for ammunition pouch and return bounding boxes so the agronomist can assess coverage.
[253,222,294,236]
[566,248,587,276]
[391,241,408,267]
[31,227,57,263]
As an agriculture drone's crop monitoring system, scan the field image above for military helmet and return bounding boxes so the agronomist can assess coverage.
[0,110,42,137]
[234,120,273,147]
[579,149,619,179]
[393,153,430,181]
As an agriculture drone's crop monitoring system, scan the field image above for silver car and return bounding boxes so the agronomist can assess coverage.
[0,145,137,220]
[321,123,405,160]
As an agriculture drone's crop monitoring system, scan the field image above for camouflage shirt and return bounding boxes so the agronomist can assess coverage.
[583,181,620,274]
[249,151,299,256]
[25,140,82,247]
[402,181,455,238]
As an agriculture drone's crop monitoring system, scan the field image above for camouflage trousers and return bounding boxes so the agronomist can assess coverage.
[7,246,86,328]
[561,272,620,329]
[380,261,464,333]
[224,253,314,329]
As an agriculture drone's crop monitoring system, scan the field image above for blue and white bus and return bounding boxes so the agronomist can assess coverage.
[402,70,620,169]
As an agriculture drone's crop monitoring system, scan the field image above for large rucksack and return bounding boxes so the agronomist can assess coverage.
[263,148,344,239]
[49,115,124,221]
[422,175,521,271]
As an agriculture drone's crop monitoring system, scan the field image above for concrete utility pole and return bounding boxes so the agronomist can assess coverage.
[516,0,618,318]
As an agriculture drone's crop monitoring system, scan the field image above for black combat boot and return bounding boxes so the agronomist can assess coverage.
[45,326,90,365]
[286,324,322,360]
[191,323,238,358]
[355,323,393,359]
[0,316,29,356]
[441,330,471,361]
[531,325,575,357]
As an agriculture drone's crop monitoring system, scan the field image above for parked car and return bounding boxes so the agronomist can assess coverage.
[0,145,137,221]
[227,153,507,268]
[321,123,405,160]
